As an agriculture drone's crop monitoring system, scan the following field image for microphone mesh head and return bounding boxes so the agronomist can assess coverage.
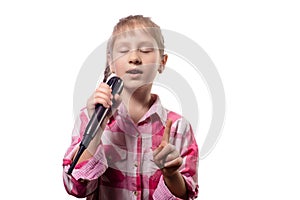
[106,73,117,82]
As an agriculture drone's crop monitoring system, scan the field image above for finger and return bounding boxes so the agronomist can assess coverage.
[95,88,113,97]
[95,89,113,100]
[94,90,112,105]
[162,119,172,144]
[112,94,122,108]
[154,143,176,161]
[94,97,111,108]
[164,156,183,168]
[108,94,122,117]
[97,82,112,91]
[94,91,113,103]
[164,151,180,163]
[152,145,163,157]
[96,85,112,96]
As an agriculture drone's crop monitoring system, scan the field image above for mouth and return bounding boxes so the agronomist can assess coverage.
[126,69,143,74]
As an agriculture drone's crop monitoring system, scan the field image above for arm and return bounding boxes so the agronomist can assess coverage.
[74,116,109,163]
[153,118,199,199]
[62,109,108,198]
[163,171,188,199]
[63,82,120,197]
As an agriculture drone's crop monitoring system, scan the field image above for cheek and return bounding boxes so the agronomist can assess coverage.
[111,55,127,75]
[144,57,160,72]
[141,64,159,82]
[114,65,126,77]
[146,53,160,63]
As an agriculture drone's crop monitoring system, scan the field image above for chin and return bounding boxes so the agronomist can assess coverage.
[123,80,152,91]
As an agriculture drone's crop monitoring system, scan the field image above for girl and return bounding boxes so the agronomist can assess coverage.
[63,15,199,200]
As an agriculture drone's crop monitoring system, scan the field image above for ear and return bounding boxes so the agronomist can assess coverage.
[158,54,168,73]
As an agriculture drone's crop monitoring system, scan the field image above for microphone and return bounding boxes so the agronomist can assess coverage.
[67,75,123,175]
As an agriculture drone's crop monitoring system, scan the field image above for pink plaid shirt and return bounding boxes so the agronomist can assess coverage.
[63,94,199,199]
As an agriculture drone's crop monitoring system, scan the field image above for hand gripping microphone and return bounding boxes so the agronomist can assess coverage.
[67,75,123,175]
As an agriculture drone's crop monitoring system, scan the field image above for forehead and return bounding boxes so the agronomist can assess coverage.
[113,29,158,47]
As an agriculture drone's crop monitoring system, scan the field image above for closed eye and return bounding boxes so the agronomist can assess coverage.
[139,47,154,53]
[117,48,129,53]
[119,50,129,53]
[116,45,130,53]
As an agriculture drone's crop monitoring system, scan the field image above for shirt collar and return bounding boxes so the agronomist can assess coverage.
[115,94,168,126]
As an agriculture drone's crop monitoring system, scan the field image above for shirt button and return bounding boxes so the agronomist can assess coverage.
[134,162,138,167]
[133,191,138,196]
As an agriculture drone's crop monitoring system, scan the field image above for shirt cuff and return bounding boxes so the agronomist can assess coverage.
[153,175,178,200]
[182,175,198,199]
[64,145,108,181]
[153,174,198,200]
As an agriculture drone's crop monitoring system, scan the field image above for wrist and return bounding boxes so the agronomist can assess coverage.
[163,169,180,179]
[163,170,188,199]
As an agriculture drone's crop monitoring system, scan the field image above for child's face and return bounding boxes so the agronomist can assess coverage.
[110,29,164,90]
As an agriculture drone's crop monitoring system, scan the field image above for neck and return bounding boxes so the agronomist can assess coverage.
[121,84,153,123]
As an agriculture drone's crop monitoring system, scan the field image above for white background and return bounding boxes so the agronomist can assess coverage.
[1,0,299,199]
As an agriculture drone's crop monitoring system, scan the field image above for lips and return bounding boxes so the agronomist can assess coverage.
[126,69,143,74]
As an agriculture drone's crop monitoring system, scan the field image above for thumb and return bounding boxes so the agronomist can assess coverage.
[112,94,122,108]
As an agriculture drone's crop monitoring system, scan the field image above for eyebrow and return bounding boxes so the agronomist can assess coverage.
[114,41,130,46]
[114,40,155,47]
[139,41,155,46]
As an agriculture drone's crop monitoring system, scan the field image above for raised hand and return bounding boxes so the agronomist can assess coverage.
[153,119,183,177]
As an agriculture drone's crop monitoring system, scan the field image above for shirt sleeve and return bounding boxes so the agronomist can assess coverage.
[62,108,108,198]
[153,117,199,200]
[178,122,199,199]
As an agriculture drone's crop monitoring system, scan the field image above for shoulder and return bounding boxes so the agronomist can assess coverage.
[166,110,192,135]
[75,107,90,124]
[154,94,191,133]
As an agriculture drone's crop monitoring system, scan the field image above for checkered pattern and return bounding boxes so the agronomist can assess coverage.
[63,95,199,199]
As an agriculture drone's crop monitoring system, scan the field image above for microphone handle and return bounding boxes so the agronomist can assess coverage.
[67,76,123,175]
[81,105,109,148]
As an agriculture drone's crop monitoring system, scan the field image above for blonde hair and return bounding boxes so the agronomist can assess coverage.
[103,15,165,82]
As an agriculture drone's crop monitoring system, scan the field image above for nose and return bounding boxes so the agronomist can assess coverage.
[128,50,142,65]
